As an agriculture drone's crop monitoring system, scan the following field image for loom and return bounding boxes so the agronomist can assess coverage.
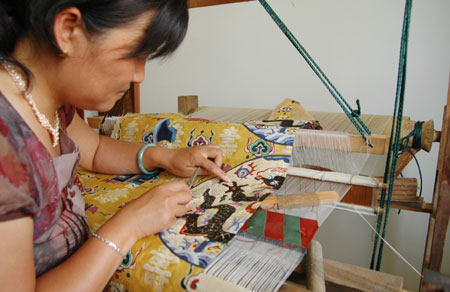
[173,96,421,292]
[86,95,439,291]
[85,99,444,290]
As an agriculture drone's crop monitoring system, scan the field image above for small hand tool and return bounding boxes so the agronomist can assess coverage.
[187,167,201,189]
[185,167,201,208]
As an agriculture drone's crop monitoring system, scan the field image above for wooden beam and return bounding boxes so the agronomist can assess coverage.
[287,167,386,189]
[341,185,377,208]
[323,259,404,291]
[188,0,253,8]
[396,148,419,177]
[422,269,450,292]
[258,191,339,210]
[354,134,390,155]
[282,245,404,292]
[178,95,199,115]
[389,202,433,214]
[422,76,450,273]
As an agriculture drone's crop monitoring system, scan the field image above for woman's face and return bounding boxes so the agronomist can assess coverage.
[57,11,154,112]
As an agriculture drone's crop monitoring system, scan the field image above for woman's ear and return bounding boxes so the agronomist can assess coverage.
[53,7,88,57]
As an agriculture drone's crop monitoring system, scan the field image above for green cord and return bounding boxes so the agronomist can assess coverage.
[399,121,424,151]
[256,0,414,271]
[370,0,413,271]
[408,149,423,198]
[257,0,372,145]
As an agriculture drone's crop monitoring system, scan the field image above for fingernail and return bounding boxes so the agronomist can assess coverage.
[185,202,190,208]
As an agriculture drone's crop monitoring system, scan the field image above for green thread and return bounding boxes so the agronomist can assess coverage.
[408,149,423,199]
[256,0,414,271]
[257,0,372,145]
[370,0,413,270]
[399,121,424,152]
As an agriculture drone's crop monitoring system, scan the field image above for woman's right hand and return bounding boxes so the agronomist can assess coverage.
[114,180,192,242]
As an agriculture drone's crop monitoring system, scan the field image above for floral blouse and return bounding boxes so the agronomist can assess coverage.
[0,92,89,276]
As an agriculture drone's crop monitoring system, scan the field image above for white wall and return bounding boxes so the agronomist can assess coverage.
[141,0,450,290]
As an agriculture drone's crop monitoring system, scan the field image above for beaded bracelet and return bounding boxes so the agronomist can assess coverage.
[92,233,126,259]
[137,143,156,175]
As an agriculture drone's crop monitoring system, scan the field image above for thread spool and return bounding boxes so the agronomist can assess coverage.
[407,120,441,152]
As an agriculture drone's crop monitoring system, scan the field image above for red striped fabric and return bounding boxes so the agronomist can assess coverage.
[264,211,284,241]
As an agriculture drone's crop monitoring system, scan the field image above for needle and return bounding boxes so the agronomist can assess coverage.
[187,167,201,189]
[185,167,201,208]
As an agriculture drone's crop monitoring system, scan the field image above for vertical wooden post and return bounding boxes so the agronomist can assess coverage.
[132,82,140,113]
[178,95,199,115]
[421,76,450,277]
[307,240,326,292]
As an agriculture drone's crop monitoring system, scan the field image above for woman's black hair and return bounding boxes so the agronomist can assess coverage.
[0,0,188,84]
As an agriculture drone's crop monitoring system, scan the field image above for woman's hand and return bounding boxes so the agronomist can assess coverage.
[154,145,230,182]
[114,180,192,242]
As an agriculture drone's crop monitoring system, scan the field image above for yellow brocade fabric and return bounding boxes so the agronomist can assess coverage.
[269,98,316,121]
[79,113,300,292]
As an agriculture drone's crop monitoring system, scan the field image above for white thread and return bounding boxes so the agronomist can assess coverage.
[205,233,304,292]
[350,206,423,278]
[321,204,376,217]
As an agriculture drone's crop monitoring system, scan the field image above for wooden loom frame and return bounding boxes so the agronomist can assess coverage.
[84,0,449,290]
[176,90,449,289]
[420,77,450,291]
[177,96,411,291]
[87,98,411,291]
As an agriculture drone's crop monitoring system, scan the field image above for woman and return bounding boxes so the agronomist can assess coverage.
[0,0,229,291]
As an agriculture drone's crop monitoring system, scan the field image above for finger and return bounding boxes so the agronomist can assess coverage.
[202,144,220,150]
[203,145,223,167]
[163,180,191,192]
[170,189,193,205]
[209,149,223,169]
[194,145,224,174]
[174,204,188,217]
[198,159,230,182]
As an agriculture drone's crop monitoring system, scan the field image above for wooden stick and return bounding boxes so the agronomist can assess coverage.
[287,166,386,189]
[335,202,383,216]
[306,240,326,292]
[257,191,339,210]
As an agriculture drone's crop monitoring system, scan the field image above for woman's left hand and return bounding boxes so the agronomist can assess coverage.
[157,145,230,182]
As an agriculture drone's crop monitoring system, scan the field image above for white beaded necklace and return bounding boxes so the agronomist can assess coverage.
[1,58,60,147]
